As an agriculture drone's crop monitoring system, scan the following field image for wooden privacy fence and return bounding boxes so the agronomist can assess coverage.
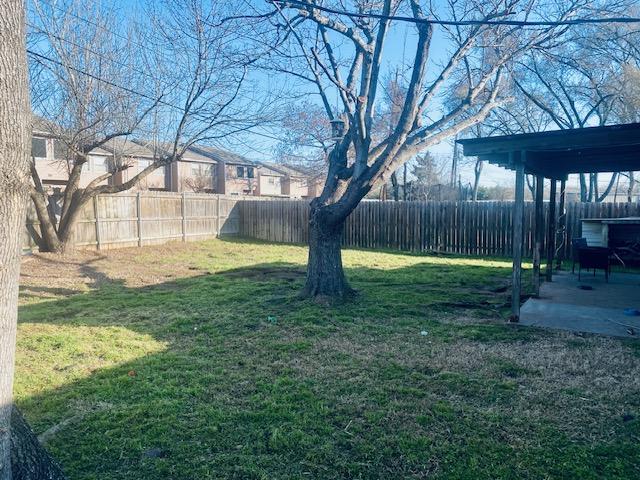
[238,200,640,258]
[23,192,241,251]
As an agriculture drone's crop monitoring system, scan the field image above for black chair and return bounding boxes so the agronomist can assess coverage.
[571,238,588,274]
[577,246,611,282]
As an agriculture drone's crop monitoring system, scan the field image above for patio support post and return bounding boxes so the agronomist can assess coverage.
[556,180,566,270]
[546,180,557,281]
[533,175,544,296]
[511,152,525,322]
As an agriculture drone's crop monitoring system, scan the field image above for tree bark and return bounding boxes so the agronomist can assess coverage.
[1,5,67,480]
[10,407,66,480]
[0,2,31,478]
[596,173,618,202]
[579,173,588,202]
[390,172,399,201]
[472,159,483,201]
[301,205,355,302]
[29,192,62,253]
[402,164,408,201]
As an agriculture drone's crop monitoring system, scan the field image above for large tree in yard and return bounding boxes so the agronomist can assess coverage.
[1,2,67,479]
[267,0,584,300]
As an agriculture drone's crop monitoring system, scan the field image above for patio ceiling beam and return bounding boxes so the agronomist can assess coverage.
[458,123,640,157]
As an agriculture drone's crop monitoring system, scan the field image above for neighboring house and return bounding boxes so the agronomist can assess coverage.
[191,146,258,196]
[169,147,218,193]
[104,139,169,191]
[256,164,286,197]
[31,116,111,191]
[257,162,324,198]
[32,116,319,197]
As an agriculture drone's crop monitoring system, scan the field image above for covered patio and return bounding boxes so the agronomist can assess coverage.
[458,122,640,337]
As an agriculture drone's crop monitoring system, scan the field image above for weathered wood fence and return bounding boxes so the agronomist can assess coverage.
[238,200,640,258]
[24,195,640,258]
[23,192,241,251]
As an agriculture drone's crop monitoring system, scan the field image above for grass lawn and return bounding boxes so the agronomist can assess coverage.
[16,238,640,479]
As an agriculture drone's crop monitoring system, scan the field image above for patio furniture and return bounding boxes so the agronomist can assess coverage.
[577,246,611,282]
[571,237,588,274]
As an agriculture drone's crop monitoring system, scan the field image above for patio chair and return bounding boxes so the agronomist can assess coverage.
[571,237,588,274]
[577,246,611,282]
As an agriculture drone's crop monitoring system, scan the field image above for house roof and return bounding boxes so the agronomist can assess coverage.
[102,138,157,158]
[257,161,321,179]
[32,115,57,136]
[457,122,640,179]
[256,162,286,176]
[142,141,218,163]
[190,145,255,166]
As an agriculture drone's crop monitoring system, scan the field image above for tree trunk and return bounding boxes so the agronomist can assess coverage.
[302,205,355,301]
[0,2,31,478]
[402,164,407,201]
[390,172,399,201]
[29,192,62,253]
[596,173,618,202]
[10,407,66,480]
[628,172,635,203]
[1,5,67,480]
[30,191,87,254]
[472,159,483,201]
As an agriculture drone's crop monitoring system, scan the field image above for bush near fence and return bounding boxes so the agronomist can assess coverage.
[23,192,242,251]
[238,200,640,259]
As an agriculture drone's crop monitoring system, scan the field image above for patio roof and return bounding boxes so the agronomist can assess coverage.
[457,122,640,179]
[457,122,640,326]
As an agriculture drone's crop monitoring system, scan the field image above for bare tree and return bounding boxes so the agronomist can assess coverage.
[274,100,332,172]
[27,0,261,253]
[409,152,446,200]
[264,0,581,300]
[508,3,640,202]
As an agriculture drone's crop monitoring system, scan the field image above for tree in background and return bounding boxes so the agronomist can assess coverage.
[265,0,582,300]
[409,153,445,200]
[28,0,264,253]
[496,1,640,202]
[274,100,332,173]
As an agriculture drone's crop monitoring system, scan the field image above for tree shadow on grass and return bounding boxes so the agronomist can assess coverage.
[16,260,617,480]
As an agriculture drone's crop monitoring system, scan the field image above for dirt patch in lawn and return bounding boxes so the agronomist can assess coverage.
[19,242,210,300]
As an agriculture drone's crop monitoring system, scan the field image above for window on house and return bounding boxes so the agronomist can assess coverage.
[140,159,162,176]
[268,177,275,185]
[90,156,109,173]
[247,167,254,178]
[31,137,47,159]
[139,159,152,170]
[236,166,245,178]
[53,140,69,160]
[191,163,212,177]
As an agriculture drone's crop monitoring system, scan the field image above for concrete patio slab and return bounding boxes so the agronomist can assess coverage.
[519,270,640,338]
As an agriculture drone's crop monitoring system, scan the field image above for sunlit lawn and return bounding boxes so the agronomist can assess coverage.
[15,238,640,479]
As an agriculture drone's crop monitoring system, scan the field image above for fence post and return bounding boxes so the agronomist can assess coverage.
[92,195,102,250]
[216,195,221,236]
[136,192,142,247]
[181,192,187,242]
